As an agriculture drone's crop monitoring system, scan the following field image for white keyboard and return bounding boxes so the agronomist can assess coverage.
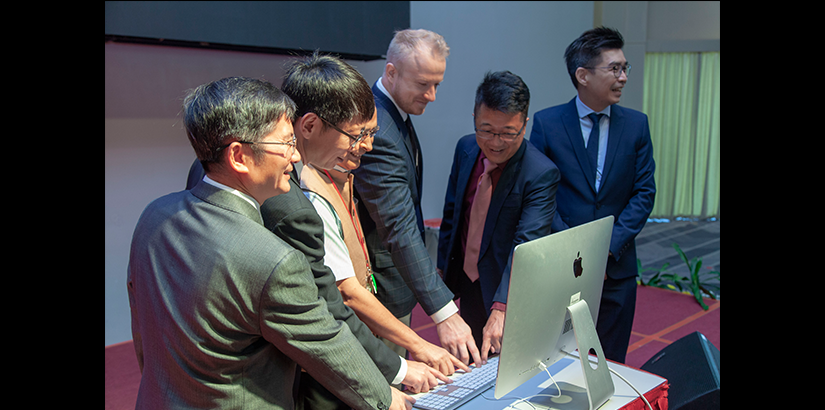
[411,356,499,410]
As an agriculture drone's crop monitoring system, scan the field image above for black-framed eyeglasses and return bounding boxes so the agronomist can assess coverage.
[583,64,631,78]
[317,115,379,149]
[217,134,297,157]
[475,120,526,142]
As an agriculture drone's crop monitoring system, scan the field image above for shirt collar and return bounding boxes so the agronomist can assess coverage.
[202,175,261,214]
[575,95,611,119]
[478,150,508,172]
[376,76,408,122]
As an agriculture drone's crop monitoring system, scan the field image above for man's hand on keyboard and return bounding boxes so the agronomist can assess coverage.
[403,360,452,393]
[480,309,505,365]
[435,313,482,368]
[409,340,470,376]
[390,386,415,410]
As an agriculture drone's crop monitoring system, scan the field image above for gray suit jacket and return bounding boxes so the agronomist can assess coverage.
[128,181,391,409]
[186,161,403,383]
[351,83,454,318]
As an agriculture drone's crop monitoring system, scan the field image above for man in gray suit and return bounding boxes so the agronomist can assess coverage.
[128,77,410,409]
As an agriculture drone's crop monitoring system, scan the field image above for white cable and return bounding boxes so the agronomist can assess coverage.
[503,362,562,409]
[504,358,654,410]
[538,362,562,398]
[565,352,653,410]
[608,367,653,410]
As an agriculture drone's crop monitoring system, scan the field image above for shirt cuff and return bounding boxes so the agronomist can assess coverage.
[491,302,506,312]
[392,356,407,385]
[429,300,459,324]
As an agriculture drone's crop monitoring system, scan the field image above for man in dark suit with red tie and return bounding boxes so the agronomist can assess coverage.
[529,27,656,363]
[437,71,560,364]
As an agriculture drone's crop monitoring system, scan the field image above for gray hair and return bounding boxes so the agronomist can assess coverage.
[386,28,450,65]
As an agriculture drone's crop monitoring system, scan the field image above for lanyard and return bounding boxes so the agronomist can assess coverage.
[323,169,377,294]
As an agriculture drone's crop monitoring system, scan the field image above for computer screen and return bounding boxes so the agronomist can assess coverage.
[494,215,615,406]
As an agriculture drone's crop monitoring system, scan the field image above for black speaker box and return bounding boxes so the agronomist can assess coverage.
[640,331,720,410]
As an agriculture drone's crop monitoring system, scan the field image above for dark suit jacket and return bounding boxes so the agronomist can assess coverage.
[185,162,402,384]
[128,180,391,409]
[351,83,454,318]
[436,135,560,311]
[529,98,656,279]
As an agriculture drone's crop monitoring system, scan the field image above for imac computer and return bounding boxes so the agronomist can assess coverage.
[494,215,615,409]
[409,216,617,410]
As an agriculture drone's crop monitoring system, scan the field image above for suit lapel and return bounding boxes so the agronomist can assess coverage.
[373,84,403,131]
[454,142,478,221]
[406,118,424,196]
[600,104,624,197]
[372,83,422,196]
[561,99,598,194]
[479,141,526,257]
[191,180,264,225]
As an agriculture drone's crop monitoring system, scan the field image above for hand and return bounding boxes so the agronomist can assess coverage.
[408,340,470,376]
[389,386,415,410]
[480,309,505,364]
[435,313,481,367]
[402,360,451,393]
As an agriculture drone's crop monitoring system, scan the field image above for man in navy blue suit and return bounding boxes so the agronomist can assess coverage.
[530,27,656,364]
[437,71,560,364]
[353,29,481,367]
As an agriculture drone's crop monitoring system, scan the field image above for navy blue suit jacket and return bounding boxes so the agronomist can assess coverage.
[529,98,656,280]
[437,134,560,312]
[351,83,454,318]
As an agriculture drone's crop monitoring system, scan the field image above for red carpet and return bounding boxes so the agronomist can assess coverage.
[105,285,718,409]
[625,285,720,368]
[105,341,141,410]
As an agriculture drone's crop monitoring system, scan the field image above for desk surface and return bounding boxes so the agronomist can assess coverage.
[410,354,667,410]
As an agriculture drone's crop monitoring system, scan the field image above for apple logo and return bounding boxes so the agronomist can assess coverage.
[573,251,583,278]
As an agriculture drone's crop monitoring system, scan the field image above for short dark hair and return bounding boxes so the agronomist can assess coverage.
[183,76,297,172]
[564,27,624,89]
[474,71,530,121]
[281,51,375,128]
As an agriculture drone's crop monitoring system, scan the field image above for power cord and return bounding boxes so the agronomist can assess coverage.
[607,367,652,410]
[489,357,654,410]
[500,362,562,409]
[538,362,562,398]
[569,352,653,410]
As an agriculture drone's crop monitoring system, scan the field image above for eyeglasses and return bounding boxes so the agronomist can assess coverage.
[475,120,526,142]
[583,64,631,78]
[317,115,379,149]
[218,134,297,157]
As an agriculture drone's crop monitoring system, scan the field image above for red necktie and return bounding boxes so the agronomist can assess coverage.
[463,158,496,282]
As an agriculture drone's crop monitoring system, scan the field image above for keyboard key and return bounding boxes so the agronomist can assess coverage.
[412,356,499,410]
